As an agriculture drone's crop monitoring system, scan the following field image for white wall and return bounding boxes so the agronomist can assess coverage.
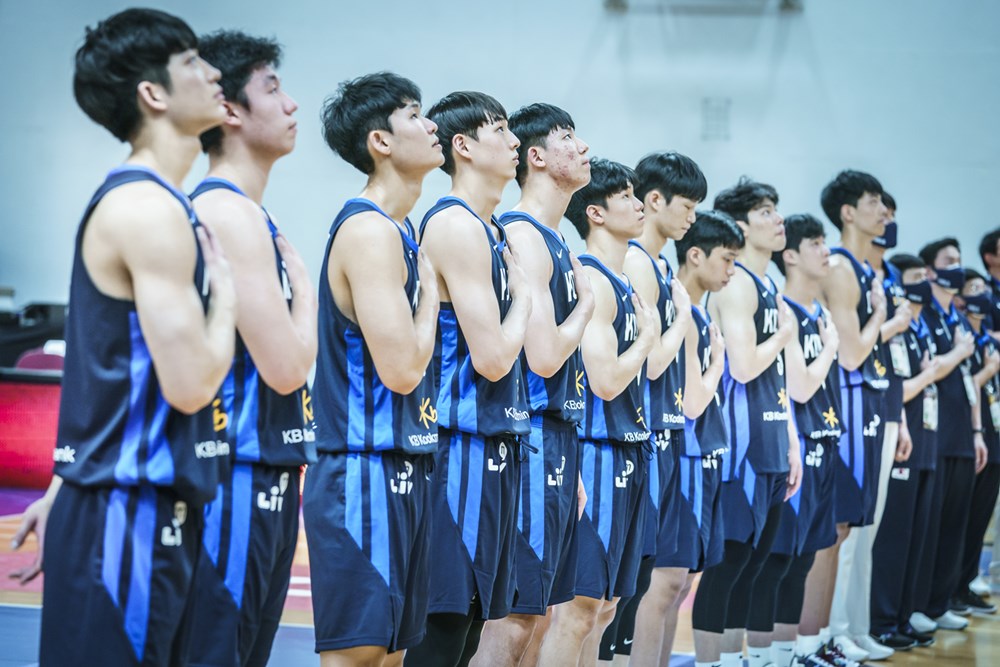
[1,0,997,305]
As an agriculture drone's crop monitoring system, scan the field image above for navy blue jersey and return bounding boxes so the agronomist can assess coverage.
[972,329,1000,464]
[784,298,842,441]
[190,178,315,466]
[720,263,790,474]
[684,308,729,458]
[498,211,584,423]
[578,255,649,444]
[922,300,974,458]
[629,241,686,431]
[421,197,530,437]
[54,167,224,506]
[989,276,1000,332]
[831,248,890,392]
[312,198,439,453]
[879,261,906,420]
[902,319,938,470]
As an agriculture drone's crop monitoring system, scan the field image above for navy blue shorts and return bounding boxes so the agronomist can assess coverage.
[425,428,522,619]
[772,437,838,556]
[40,481,204,667]
[575,439,649,600]
[303,450,433,652]
[834,384,884,526]
[188,463,300,667]
[512,416,581,615]
[660,453,725,572]
[722,468,787,546]
[641,429,682,566]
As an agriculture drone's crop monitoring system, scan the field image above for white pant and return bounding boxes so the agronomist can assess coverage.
[829,421,899,637]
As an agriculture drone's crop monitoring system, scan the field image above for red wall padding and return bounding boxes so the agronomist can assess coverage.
[0,382,59,489]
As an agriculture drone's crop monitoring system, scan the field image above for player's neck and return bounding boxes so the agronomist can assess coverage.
[512,175,574,231]
[868,247,886,278]
[638,223,668,259]
[206,146,275,205]
[990,267,1000,285]
[738,243,771,277]
[838,226,875,262]
[126,128,201,189]
[361,168,423,224]
[678,269,705,305]
[968,316,983,334]
[585,229,629,276]
[783,272,820,309]
[449,169,505,225]
[931,283,954,311]
[910,304,923,321]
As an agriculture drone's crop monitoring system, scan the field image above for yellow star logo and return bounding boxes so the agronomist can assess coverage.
[874,359,887,378]
[674,388,684,410]
[575,370,585,397]
[419,397,438,429]
[636,406,646,428]
[777,388,789,409]
[823,406,839,428]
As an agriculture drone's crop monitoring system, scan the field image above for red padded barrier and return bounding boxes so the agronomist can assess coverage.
[0,382,59,489]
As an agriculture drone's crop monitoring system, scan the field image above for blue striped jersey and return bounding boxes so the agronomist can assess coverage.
[901,319,937,470]
[312,198,439,453]
[972,331,1000,463]
[421,197,531,437]
[720,263,790,475]
[830,248,890,392]
[53,166,225,506]
[684,307,729,457]
[578,254,650,444]
[498,210,584,423]
[783,298,842,441]
[190,178,316,467]
[628,240,686,430]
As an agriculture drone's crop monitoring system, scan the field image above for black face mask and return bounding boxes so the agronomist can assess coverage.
[872,221,897,249]
[903,280,933,305]
[963,292,992,316]
[933,265,965,291]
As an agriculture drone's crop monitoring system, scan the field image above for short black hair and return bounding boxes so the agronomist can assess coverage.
[918,237,960,268]
[819,169,884,230]
[882,191,897,211]
[888,253,925,275]
[507,103,575,186]
[963,267,986,285]
[74,8,198,142]
[565,157,634,241]
[198,30,282,155]
[676,210,745,267]
[320,71,421,174]
[773,213,825,276]
[713,177,779,224]
[426,91,507,175]
[979,227,1000,270]
[634,151,707,206]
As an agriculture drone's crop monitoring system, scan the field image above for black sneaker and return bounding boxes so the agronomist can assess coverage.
[899,624,935,647]
[816,641,866,667]
[961,590,998,615]
[871,632,915,651]
[949,598,972,616]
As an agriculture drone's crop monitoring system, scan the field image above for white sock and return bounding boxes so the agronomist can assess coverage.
[773,640,796,667]
[720,651,743,667]
[695,662,722,667]
[797,634,823,656]
[819,626,831,643]
[746,645,771,667]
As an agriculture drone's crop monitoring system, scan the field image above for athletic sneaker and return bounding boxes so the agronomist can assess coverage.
[853,635,893,660]
[948,598,971,616]
[869,632,915,651]
[899,624,935,647]
[969,575,990,597]
[933,610,969,630]
[957,589,997,615]
[795,652,836,667]
[908,612,938,633]
[817,641,866,667]
[832,636,868,662]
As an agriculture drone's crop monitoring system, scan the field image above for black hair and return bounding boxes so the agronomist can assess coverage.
[979,227,1000,270]
[507,103,576,186]
[918,237,960,268]
[426,91,507,175]
[819,169,884,230]
[564,157,635,241]
[73,8,198,142]
[887,253,926,275]
[320,71,421,174]
[197,31,282,154]
[676,210,745,267]
[713,176,779,224]
[634,151,707,206]
[772,213,825,276]
[963,267,986,285]
[882,191,896,211]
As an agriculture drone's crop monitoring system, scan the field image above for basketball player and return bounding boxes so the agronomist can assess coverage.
[185,31,318,667]
[692,178,801,667]
[471,103,595,667]
[405,91,532,666]
[301,72,442,666]
[10,9,236,665]
[539,157,656,667]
